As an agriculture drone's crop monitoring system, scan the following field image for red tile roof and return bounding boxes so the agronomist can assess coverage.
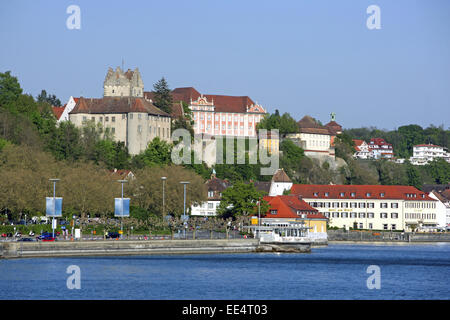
[290,184,436,201]
[297,116,330,135]
[52,106,65,120]
[145,87,265,114]
[263,195,327,219]
[324,121,342,135]
[70,97,169,116]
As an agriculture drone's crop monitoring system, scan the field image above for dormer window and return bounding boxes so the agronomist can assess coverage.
[380,193,385,197]
[270,210,277,215]
[366,192,371,197]
[351,192,356,197]
[325,192,329,197]
[313,192,318,197]
[340,192,345,197]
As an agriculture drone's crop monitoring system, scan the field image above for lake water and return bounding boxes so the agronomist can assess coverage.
[1,243,449,300]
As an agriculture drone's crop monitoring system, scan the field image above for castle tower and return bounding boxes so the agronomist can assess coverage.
[103,66,144,98]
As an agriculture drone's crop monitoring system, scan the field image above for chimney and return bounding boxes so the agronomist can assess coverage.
[298,195,303,201]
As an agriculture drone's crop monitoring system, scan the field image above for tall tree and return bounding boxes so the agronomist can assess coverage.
[152,77,173,114]
[0,71,23,109]
[36,89,61,107]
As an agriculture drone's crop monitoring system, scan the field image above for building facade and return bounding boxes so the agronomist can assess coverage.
[191,174,231,216]
[368,138,394,159]
[353,139,371,159]
[103,67,144,98]
[262,194,328,240]
[52,96,79,123]
[409,144,450,165]
[285,115,334,162]
[69,97,171,155]
[146,87,267,138]
[268,168,292,196]
[290,184,438,231]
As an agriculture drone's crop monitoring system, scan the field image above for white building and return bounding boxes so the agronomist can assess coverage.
[191,174,231,216]
[290,184,438,232]
[428,190,450,229]
[353,139,371,159]
[410,144,450,165]
[368,138,394,159]
[52,96,79,123]
[285,115,334,162]
[268,168,293,196]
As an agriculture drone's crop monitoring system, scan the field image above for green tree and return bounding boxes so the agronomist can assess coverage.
[152,77,173,114]
[36,89,61,107]
[257,110,298,134]
[130,166,207,218]
[406,161,423,189]
[132,137,173,168]
[217,181,269,218]
[426,158,450,184]
[0,71,23,109]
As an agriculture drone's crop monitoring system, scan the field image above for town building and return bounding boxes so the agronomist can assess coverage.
[261,194,328,241]
[324,112,343,147]
[52,96,79,122]
[69,97,171,155]
[68,67,171,155]
[258,130,279,155]
[191,173,231,216]
[103,67,144,98]
[409,144,450,165]
[428,190,450,229]
[145,87,267,138]
[285,115,334,162]
[353,139,371,159]
[290,184,438,232]
[368,138,394,159]
[268,168,292,196]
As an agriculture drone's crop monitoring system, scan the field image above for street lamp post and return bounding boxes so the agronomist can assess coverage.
[161,177,167,218]
[180,181,190,239]
[49,178,60,239]
[117,180,128,239]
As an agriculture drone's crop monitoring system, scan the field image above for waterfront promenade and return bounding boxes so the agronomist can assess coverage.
[0,239,259,259]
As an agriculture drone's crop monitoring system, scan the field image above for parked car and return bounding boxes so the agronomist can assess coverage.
[41,237,56,242]
[17,237,36,242]
[37,231,59,240]
[106,232,120,239]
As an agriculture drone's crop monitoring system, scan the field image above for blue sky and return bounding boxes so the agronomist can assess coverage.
[1,0,449,130]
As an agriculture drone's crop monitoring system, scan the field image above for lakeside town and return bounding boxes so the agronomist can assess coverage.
[0,66,449,255]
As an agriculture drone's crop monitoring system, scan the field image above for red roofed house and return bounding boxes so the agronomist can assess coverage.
[290,184,438,232]
[261,194,328,240]
[368,138,394,159]
[353,139,370,159]
[145,87,267,138]
[67,67,171,155]
[52,96,79,122]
